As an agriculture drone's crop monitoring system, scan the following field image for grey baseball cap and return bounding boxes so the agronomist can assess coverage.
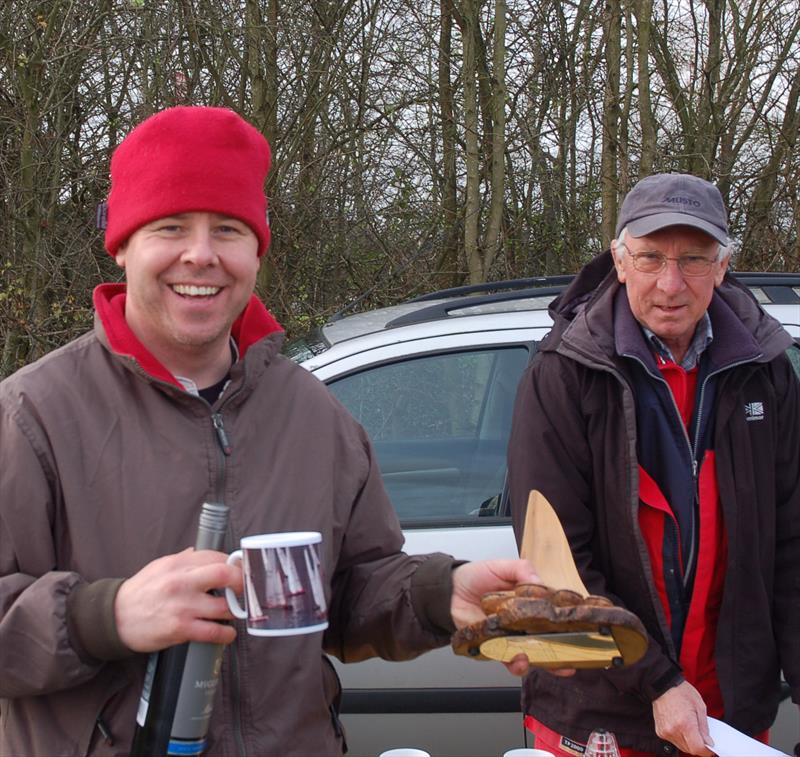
[615,173,729,244]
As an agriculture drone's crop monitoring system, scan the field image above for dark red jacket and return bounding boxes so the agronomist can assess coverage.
[508,252,800,753]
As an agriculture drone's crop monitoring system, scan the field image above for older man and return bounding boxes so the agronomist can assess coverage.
[0,105,537,756]
[508,173,800,756]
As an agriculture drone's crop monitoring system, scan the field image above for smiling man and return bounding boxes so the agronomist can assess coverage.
[508,174,800,757]
[114,212,261,388]
[0,106,540,756]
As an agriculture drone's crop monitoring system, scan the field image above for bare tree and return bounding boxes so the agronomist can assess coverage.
[2,0,799,377]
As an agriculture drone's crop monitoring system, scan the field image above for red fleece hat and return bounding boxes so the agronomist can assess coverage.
[105,106,271,256]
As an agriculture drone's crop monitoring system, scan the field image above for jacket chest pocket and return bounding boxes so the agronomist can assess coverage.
[81,671,134,757]
[321,654,347,752]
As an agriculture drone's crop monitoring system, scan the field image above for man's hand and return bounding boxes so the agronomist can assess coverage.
[451,560,575,678]
[115,548,244,652]
[652,680,714,756]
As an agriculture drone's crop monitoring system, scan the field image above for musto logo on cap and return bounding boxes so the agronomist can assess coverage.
[664,195,701,207]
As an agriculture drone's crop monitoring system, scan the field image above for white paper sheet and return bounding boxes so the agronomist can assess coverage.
[706,717,791,757]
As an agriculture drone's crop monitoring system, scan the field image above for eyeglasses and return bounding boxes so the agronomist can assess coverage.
[622,245,719,276]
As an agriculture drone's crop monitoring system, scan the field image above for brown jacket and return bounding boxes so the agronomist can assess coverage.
[0,285,456,756]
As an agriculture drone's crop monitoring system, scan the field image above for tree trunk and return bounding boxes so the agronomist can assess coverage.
[688,0,723,177]
[741,66,800,268]
[601,0,621,247]
[461,0,483,284]
[634,0,656,176]
[482,0,506,277]
[436,0,462,287]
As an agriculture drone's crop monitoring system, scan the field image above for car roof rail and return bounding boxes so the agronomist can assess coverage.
[387,283,571,329]
[733,272,800,283]
[407,275,576,303]
[387,271,799,330]
[405,272,797,306]
[732,272,800,304]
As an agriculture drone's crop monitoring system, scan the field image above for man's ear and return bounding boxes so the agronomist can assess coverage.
[713,253,729,287]
[611,240,626,283]
[115,243,127,269]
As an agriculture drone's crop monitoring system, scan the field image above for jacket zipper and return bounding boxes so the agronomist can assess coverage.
[686,357,752,563]
[120,357,250,754]
[211,412,232,501]
[208,409,247,757]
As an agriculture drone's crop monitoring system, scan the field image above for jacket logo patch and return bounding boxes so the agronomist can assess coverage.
[744,401,764,421]
[560,736,586,755]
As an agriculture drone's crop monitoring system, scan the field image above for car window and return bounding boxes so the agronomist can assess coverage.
[789,343,800,381]
[327,346,529,523]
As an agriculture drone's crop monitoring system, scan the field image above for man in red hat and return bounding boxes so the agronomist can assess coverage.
[0,106,538,755]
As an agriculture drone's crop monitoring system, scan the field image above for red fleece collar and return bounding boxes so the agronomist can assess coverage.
[93,283,283,388]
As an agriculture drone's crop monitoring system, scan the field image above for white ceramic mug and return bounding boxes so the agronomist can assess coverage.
[225,531,328,636]
[378,750,431,757]
[502,750,556,757]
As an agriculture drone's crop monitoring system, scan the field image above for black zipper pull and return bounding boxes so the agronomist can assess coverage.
[212,413,232,456]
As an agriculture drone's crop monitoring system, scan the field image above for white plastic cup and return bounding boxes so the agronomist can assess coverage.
[378,750,432,757]
[502,750,556,757]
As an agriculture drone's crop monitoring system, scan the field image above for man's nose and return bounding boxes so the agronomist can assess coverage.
[181,229,217,265]
[656,258,686,293]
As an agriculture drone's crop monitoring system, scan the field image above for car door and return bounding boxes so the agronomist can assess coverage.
[310,328,544,757]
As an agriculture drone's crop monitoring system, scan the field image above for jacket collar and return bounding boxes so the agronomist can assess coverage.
[92,283,284,388]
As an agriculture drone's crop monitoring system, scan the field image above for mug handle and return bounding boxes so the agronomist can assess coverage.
[225,550,248,619]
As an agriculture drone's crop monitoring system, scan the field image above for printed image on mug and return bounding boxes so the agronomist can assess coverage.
[225,532,328,636]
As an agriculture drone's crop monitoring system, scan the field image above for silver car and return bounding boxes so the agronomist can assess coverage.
[291,274,800,757]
